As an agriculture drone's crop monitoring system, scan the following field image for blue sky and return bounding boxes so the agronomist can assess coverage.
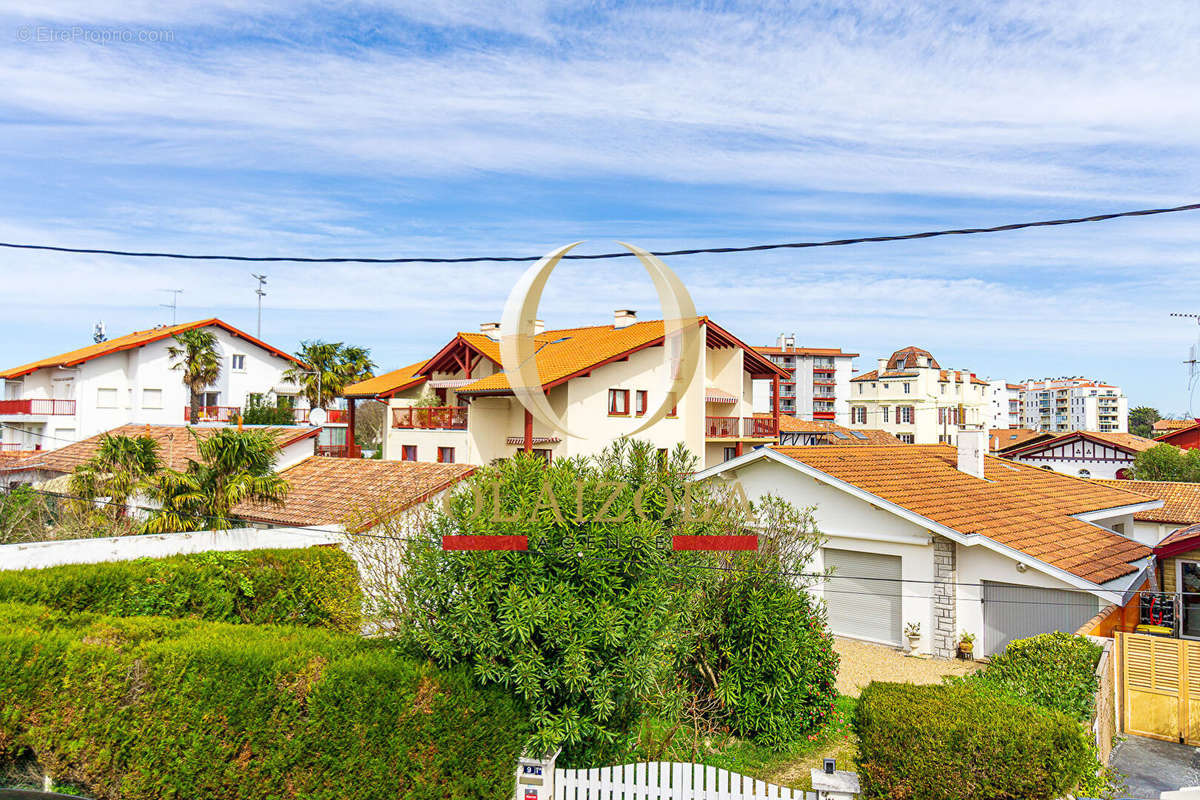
[1,1,1199,412]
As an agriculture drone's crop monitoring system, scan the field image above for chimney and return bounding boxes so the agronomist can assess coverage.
[480,322,501,341]
[533,319,545,336]
[614,309,637,329]
[877,357,888,373]
[957,425,987,478]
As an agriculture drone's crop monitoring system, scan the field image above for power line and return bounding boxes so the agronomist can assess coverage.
[0,202,1197,264]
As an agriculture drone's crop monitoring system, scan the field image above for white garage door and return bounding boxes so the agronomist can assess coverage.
[981,581,1100,656]
[823,548,903,645]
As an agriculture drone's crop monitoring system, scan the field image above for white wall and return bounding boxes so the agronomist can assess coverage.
[1010,454,1132,480]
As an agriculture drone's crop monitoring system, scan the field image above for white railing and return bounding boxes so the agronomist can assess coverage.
[555,762,819,799]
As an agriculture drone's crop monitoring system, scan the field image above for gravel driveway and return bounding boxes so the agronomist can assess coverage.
[834,637,982,696]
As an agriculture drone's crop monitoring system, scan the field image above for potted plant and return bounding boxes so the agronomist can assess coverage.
[957,631,976,659]
[904,621,921,654]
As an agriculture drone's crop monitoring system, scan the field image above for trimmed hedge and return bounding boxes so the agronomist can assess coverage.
[0,548,361,631]
[854,681,1094,800]
[0,602,529,800]
[968,631,1102,722]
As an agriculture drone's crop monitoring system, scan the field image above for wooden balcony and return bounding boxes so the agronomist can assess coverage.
[183,405,241,422]
[391,406,468,430]
[705,416,779,439]
[316,443,361,458]
[0,399,75,415]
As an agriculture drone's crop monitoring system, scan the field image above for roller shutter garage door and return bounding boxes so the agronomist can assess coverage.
[823,549,903,645]
[981,581,1099,656]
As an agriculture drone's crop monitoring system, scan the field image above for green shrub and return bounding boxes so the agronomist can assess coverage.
[0,547,361,632]
[0,602,528,800]
[969,632,1102,721]
[854,681,1094,800]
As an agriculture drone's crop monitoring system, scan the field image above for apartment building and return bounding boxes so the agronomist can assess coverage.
[343,311,788,470]
[0,319,307,452]
[1016,378,1128,433]
[987,381,1022,429]
[847,346,989,444]
[752,335,857,424]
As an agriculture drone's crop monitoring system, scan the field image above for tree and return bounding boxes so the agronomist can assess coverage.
[241,392,297,425]
[143,428,289,533]
[282,340,377,410]
[1129,406,1161,438]
[352,399,387,450]
[68,433,162,520]
[1130,443,1200,482]
[168,329,221,424]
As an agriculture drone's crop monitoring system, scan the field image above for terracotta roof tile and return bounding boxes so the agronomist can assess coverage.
[988,428,1053,452]
[1092,479,1200,524]
[754,346,858,357]
[1006,430,1161,457]
[768,415,900,444]
[343,360,428,398]
[887,346,941,370]
[1153,419,1198,434]
[770,444,1152,584]
[233,456,474,530]
[0,318,302,380]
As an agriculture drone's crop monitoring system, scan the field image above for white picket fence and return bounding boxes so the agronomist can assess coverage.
[554,762,817,799]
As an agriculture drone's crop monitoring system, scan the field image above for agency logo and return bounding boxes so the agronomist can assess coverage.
[499,241,702,441]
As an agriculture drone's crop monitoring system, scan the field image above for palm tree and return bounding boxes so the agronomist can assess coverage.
[143,428,289,533]
[282,340,376,410]
[168,329,221,424]
[69,434,162,520]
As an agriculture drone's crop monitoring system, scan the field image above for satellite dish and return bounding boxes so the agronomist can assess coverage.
[93,321,107,343]
[307,407,327,426]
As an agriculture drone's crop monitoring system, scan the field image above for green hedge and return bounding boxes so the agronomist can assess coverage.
[853,681,1093,800]
[0,602,529,800]
[968,632,1102,721]
[0,548,361,632]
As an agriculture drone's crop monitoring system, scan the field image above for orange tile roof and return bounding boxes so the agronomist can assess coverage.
[988,428,1053,452]
[1,424,318,475]
[233,456,474,531]
[0,318,303,380]
[849,367,987,386]
[887,346,940,370]
[767,415,900,444]
[1091,479,1200,525]
[770,444,1152,584]
[754,346,859,357]
[1155,522,1200,554]
[1005,430,1160,458]
[1153,419,1197,434]
[343,360,428,398]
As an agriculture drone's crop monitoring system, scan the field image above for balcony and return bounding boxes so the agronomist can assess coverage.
[183,406,241,422]
[316,443,362,458]
[705,416,778,439]
[293,408,348,424]
[392,405,468,430]
[0,399,75,415]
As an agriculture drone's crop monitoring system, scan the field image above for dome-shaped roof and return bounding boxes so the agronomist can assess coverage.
[887,346,940,370]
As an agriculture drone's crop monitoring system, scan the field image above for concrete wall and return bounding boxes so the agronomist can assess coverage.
[1010,454,1132,480]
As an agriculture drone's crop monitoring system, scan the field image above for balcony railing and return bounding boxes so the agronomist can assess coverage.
[316,443,361,458]
[0,399,76,415]
[705,416,779,439]
[293,408,348,424]
[392,405,468,430]
[183,406,241,422]
[0,441,40,451]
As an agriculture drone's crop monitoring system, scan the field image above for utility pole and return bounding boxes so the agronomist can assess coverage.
[252,274,268,338]
[159,288,183,325]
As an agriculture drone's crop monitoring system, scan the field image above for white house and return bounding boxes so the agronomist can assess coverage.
[847,346,989,445]
[343,311,789,470]
[0,319,308,452]
[694,428,1158,657]
[751,335,857,424]
[1091,479,1200,546]
[1001,430,1159,480]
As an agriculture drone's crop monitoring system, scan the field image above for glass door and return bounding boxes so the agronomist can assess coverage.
[1179,561,1200,638]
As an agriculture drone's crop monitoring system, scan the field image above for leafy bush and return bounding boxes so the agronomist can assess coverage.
[1130,443,1200,482]
[969,632,1102,721]
[854,681,1094,800]
[0,602,528,800]
[241,393,298,425]
[0,547,361,631]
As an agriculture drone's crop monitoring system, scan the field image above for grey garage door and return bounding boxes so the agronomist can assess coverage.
[823,549,903,645]
[981,581,1099,656]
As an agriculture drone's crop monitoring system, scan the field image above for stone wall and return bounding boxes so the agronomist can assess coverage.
[932,535,957,659]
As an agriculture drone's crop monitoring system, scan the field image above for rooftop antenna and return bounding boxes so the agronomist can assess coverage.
[92,321,107,344]
[1170,312,1200,416]
[252,273,267,339]
[159,288,183,325]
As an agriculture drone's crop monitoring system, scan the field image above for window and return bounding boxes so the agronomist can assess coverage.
[141,388,163,409]
[857,384,863,394]
[608,388,630,416]
[231,354,246,371]
[635,390,647,416]
[1077,469,1091,478]
[401,445,417,461]
[882,406,889,423]
[532,448,552,464]
[666,397,678,418]
[852,406,867,424]
[899,406,914,424]
[940,384,946,395]
[724,446,738,462]
[897,434,915,444]
[903,383,911,394]
[438,447,455,463]
[96,388,118,408]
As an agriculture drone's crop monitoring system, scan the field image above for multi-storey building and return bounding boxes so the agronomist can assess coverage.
[846,346,989,444]
[1016,378,1128,433]
[343,311,788,469]
[986,381,1022,429]
[753,335,857,424]
[0,319,309,452]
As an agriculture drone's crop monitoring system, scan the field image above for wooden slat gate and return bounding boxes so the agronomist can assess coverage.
[555,762,816,799]
[1120,631,1200,744]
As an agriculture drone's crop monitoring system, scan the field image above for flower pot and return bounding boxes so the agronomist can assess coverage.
[957,642,974,660]
[906,635,921,653]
